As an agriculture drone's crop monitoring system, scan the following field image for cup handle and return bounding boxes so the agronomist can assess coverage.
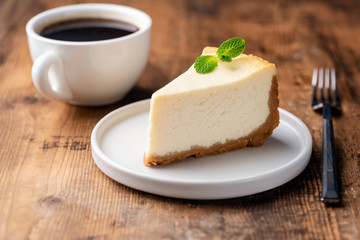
[32,51,73,101]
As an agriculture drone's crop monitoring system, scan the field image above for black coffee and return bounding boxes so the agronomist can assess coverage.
[40,18,138,42]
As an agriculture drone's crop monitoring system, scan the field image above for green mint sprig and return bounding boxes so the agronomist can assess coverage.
[194,37,245,74]
[194,55,218,74]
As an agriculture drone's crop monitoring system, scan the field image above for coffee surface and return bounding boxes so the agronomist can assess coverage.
[40,18,138,41]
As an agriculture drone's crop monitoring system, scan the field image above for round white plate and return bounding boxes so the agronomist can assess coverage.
[91,99,312,200]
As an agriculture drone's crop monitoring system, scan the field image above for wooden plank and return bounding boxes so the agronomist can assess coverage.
[0,0,359,239]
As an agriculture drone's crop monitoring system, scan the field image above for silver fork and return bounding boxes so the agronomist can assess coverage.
[312,68,340,203]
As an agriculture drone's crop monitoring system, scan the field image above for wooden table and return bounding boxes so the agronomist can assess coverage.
[1,0,360,239]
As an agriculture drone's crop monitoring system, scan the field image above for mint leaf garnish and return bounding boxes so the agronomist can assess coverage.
[194,55,218,74]
[193,37,245,74]
[216,37,245,61]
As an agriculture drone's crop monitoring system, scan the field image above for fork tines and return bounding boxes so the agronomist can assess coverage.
[311,68,340,111]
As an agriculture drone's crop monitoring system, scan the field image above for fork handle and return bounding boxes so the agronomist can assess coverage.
[321,104,339,203]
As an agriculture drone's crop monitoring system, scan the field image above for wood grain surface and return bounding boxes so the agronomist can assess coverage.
[1,0,360,239]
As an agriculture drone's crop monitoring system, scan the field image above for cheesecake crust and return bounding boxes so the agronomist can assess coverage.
[144,76,280,166]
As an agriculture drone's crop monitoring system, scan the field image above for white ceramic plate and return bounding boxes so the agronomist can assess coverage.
[91,99,312,200]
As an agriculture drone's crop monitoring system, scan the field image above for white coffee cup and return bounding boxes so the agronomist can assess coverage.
[26,4,151,106]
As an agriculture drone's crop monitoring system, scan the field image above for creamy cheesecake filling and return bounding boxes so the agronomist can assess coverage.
[145,65,275,157]
[144,75,279,166]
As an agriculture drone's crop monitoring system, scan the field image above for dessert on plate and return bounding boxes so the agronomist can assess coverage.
[143,38,279,166]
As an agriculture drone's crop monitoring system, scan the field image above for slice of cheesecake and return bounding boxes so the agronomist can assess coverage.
[144,47,279,166]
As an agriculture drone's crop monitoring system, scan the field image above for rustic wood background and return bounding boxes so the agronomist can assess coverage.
[1,0,359,239]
